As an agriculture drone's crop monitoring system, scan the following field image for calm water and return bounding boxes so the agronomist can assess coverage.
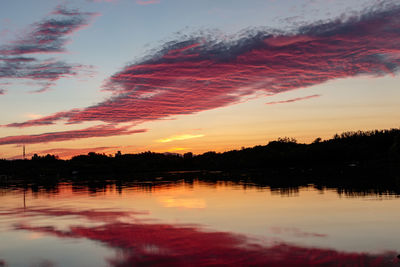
[1,178,400,266]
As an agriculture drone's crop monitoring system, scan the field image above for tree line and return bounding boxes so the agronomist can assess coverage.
[0,128,399,181]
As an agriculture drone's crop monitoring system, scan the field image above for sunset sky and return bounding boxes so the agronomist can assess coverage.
[1,0,400,159]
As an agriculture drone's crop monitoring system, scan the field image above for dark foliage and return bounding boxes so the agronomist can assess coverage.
[0,128,399,184]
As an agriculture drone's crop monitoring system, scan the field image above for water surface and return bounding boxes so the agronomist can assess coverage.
[0,178,399,266]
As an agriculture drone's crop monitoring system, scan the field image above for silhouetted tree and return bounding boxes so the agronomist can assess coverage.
[1,128,399,182]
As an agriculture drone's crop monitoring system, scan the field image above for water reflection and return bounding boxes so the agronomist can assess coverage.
[1,177,400,266]
[1,177,400,198]
[2,207,398,267]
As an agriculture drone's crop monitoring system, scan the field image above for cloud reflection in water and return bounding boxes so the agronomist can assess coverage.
[7,208,398,267]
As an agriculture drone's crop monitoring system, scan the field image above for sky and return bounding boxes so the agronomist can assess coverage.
[0,0,400,159]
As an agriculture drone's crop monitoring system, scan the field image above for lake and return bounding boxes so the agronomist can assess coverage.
[0,178,399,266]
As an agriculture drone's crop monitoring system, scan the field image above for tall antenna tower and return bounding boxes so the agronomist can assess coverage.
[23,145,25,159]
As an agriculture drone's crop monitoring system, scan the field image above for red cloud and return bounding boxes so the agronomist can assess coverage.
[266,94,320,105]
[0,125,146,145]
[4,109,81,128]
[11,208,399,267]
[6,2,400,128]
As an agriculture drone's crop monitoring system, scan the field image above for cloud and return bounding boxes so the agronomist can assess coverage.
[167,147,188,152]
[10,208,399,266]
[0,125,146,145]
[0,6,98,93]
[136,0,160,5]
[0,81,9,95]
[24,113,43,119]
[0,6,98,55]
[7,1,400,127]
[28,82,54,94]
[158,134,205,143]
[4,109,81,127]
[265,94,320,105]
[0,57,84,83]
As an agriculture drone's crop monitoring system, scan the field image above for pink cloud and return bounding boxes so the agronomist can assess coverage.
[266,94,320,105]
[0,125,146,145]
[2,2,400,146]
[4,109,81,127]
[7,2,400,128]
[136,0,160,5]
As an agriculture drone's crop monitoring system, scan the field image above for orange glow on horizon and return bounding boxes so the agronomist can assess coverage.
[157,134,205,143]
